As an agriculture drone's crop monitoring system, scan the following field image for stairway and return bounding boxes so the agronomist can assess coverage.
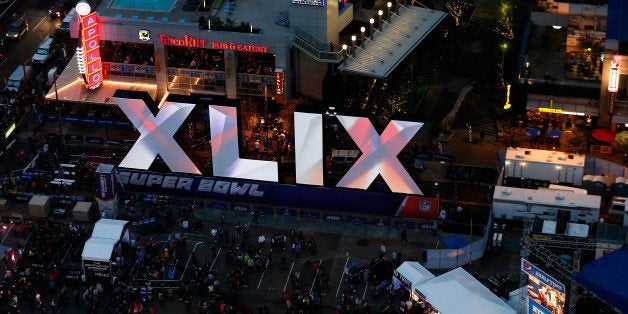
[455,91,497,138]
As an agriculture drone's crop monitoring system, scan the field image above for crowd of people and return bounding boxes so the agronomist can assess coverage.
[236,52,275,75]
[0,218,89,313]
[166,46,225,71]
[100,41,155,66]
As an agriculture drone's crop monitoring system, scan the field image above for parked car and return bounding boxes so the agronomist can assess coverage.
[5,18,28,41]
[32,37,58,65]
[49,0,67,18]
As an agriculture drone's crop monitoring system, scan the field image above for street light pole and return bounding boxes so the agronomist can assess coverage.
[104,97,110,145]
[360,27,365,48]
[53,79,61,138]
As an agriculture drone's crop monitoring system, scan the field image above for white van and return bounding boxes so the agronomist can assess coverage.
[60,8,76,32]
[32,37,57,64]
[5,65,33,92]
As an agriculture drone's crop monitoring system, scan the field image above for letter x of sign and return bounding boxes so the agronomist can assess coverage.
[114,97,201,174]
[335,116,424,195]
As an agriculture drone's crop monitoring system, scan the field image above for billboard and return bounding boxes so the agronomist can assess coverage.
[114,97,425,195]
[521,258,565,314]
[116,169,419,216]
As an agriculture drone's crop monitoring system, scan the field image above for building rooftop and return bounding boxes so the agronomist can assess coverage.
[493,185,601,209]
[505,147,585,168]
[95,0,294,36]
[338,5,446,78]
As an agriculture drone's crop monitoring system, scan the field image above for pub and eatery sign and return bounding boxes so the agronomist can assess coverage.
[158,34,269,52]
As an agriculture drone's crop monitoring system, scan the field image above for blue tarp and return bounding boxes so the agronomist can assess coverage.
[547,129,562,138]
[574,247,628,313]
[526,128,541,138]
[439,234,470,249]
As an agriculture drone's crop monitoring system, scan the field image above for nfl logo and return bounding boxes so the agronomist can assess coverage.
[419,200,431,212]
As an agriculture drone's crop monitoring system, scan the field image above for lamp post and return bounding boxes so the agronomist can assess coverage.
[378,10,383,30]
[387,2,392,21]
[369,18,375,40]
[351,35,357,57]
[104,97,111,145]
[53,79,61,139]
[360,27,366,48]
[341,44,347,66]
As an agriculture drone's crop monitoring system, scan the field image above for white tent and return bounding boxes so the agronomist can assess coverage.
[415,267,516,314]
[81,237,118,262]
[91,219,129,241]
[394,261,435,290]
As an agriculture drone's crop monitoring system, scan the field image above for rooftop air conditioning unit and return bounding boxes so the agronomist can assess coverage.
[556,193,565,200]
[502,188,511,195]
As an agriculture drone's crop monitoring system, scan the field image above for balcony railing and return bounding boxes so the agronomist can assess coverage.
[292,26,342,63]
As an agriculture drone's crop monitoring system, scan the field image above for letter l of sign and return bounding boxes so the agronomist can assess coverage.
[209,105,278,181]
[114,97,201,174]
[335,116,423,195]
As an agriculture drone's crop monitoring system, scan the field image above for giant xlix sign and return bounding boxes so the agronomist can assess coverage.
[114,97,424,195]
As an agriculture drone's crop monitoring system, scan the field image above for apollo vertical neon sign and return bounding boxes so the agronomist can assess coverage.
[80,12,103,90]
[114,98,424,195]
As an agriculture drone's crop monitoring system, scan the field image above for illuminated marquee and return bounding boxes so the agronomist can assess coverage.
[211,42,269,53]
[275,68,285,103]
[80,12,103,90]
[609,61,620,93]
[538,108,562,114]
[114,98,424,195]
[157,34,270,53]
[159,34,207,48]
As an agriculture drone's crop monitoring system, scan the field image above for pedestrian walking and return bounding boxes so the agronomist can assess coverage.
[285,292,292,308]
[252,210,259,224]
[400,229,408,245]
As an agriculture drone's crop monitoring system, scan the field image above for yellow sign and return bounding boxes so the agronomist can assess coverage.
[504,84,512,109]
[538,108,563,114]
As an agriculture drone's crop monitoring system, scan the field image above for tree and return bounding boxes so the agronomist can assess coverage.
[500,128,527,148]
[560,130,588,154]
[444,0,473,27]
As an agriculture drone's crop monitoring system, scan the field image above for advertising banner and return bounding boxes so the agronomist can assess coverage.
[278,208,298,217]
[528,298,553,314]
[323,213,343,222]
[370,218,391,227]
[252,205,274,216]
[116,169,406,216]
[394,221,415,229]
[95,164,116,201]
[397,196,439,219]
[347,215,368,224]
[299,210,320,219]
[231,204,251,212]
[522,258,566,314]
[86,136,105,145]
[84,260,110,278]
[207,201,228,210]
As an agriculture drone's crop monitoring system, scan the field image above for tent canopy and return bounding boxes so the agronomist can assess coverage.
[91,219,128,241]
[591,128,615,143]
[395,261,434,288]
[439,234,470,249]
[574,248,628,313]
[81,237,118,262]
[415,267,515,314]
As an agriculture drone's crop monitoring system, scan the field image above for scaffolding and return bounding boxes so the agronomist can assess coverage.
[519,218,616,314]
